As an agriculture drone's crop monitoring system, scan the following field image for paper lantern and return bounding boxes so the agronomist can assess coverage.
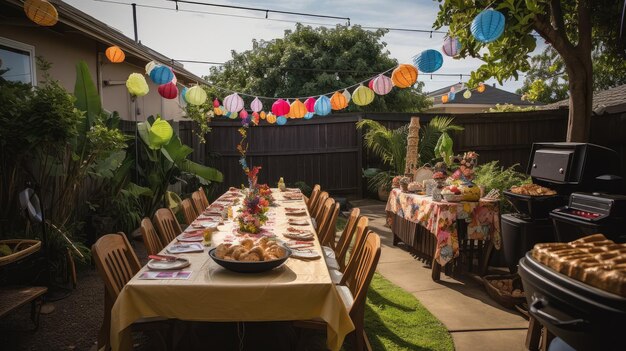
[471,9,505,43]
[342,89,351,103]
[24,0,58,27]
[149,117,173,149]
[442,37,462,57]
[212,98,220,108]
[304,97,316,112]
[477,83,486,93]
[170,70,177,85]
[441,95,449,103]
[413,50,443,73]
[229,111,238,119]
[250,97,263,112]
[150,66,174,85]
[314,95,331,116]
[266,113,277,124]
[180,87,188,103]
[145,61,157,75]
[448,91,456,101]
[223,93,244,112]
[463,90,472,99]
[392,64,418,88]
[213,107,223,116]
[185,86,207,105]
[450,86,456,93]
[158,82,178,99]
[105,46,125,63]
[252,112,260,125]
[276,116,287,125]
[126,73,149,97]
[330,91,348,110]
[289,99,307,118]
[239,110,249,120]
[372,74,393,95]
[271,99,290,116]
[352,85,374,106]
[260,111,267,120]
[368,80,375,89]
[304,112,314,120]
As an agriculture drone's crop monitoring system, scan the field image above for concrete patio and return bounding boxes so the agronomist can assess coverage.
[351,199,529,351]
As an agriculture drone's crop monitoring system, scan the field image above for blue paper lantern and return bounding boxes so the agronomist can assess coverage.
[448,91,456,101]
[471,9,505,43]
[304,112,313,120]
[413,49,443,73]
[314,95,331,116]
[276,116,287,125]
[180,87,188,103]
[149,65,174,85]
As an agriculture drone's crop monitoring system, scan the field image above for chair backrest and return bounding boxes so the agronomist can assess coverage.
[314,198,334,239]
[92,233,141,299]
[312,191,329,224]
[318,201,340,248]
[341,216,369,274]
[181,198,198,225]
[307,184,321,210]
[153,208,182,244]
[140,218,164,256]
[342,231,381,319]
[197,187,209,208]
[191,191,206,215]
[334,207,361,270]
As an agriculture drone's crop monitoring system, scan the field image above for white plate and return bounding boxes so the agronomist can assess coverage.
[177,231,204,242]
[167,243,205,254]
[288,218,309,226]
[290,249,321,260]
[147,258,191,270]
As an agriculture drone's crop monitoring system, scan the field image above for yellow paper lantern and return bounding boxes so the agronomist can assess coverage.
[185,85,207,106]
[266,113,277,124]
[260,111,267,120]
[391,64,418,88]
[126,73,149,97]
[24,0,58,27]
[330,91,348,110]
[213,107,223,116]
[289,99,307,118]
[352,85,375,106]
[477,83,486,93]
[105,46,125,63]
[441,95,449,103]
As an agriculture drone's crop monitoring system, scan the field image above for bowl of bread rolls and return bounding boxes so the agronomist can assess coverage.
[209,236,291,273]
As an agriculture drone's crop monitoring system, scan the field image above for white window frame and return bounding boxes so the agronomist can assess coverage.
[0,36,37,86]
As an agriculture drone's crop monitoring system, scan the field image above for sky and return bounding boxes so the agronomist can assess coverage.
[64,0,545,94]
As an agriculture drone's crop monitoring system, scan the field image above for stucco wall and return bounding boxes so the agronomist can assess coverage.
[1,23,187,121]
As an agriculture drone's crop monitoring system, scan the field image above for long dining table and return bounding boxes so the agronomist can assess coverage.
[110,188,354,351]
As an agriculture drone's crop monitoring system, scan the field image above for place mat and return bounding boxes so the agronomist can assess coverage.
[138,271,192,280]
[177,231,204,242]
[147,258,191,271]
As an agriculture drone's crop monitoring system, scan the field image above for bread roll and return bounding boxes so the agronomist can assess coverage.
[572,234,607,243]
[600,269,626,296]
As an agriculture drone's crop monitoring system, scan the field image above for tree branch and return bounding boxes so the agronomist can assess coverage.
[532,12,575,65]
[550,0,566,33]
[577,0,593,54]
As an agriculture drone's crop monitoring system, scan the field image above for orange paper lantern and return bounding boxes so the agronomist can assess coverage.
[477,83,486,93]
[24,0,58,27]
[330,91,348,110]
[391,64,418,88]
[288,99,307,118]
[441,95,449,103]
[260,111,267,120]
[105,45,125,63]
[266,113,277,124]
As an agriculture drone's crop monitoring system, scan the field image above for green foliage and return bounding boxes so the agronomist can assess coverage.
[487,103,537,112]
[206,24,432,113]
[183,93,213,143]
[292,181,312,197]
[474,161,530,212]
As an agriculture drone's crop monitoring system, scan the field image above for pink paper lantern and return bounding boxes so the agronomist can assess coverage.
[223,93,244,112]
[250,97,263,112]
[368,80,375,89]
[239,110,249,119]
[372,74,393,95]
[271,99,290,116]
[213,98,220,108]
[304,97,316,112]
[158,82,178,99]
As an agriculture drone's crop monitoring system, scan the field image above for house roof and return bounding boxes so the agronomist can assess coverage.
[427,83,542,107]
[3,0,207,85]
[542,84,626,114]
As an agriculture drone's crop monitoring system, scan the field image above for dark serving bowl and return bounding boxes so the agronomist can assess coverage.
[208,247,292,273]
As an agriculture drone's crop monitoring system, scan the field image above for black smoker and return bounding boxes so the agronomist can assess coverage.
[501,143,622,272]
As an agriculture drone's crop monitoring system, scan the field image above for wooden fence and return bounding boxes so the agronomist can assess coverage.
[122,109,626,198]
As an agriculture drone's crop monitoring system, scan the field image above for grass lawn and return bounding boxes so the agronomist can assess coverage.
[365,273,454,351]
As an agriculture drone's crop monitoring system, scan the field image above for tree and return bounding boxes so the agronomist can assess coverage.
[517,46,626,103]
[204,24,432,113]
[434,0,624,141]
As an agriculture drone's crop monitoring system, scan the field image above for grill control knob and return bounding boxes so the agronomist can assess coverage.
[559,168,564,174]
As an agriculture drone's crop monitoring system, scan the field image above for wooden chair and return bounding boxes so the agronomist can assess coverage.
[140,218,164,256]
[191,190,207,215]
[153,208,182,244]
[323,208,360,271]
[327,216,369,282]
[318,201,340,248]
[197,187,209,208]
[92,233,142,349]
[314,198,335,240]
[295,231,381,351]
[181,198,198,225]
[311,191,329,225]
[307,184,321,211]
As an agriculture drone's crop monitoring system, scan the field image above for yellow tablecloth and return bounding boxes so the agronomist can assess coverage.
[110,189,354,351]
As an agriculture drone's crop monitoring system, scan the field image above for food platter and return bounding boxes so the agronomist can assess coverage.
[209,247,291,273]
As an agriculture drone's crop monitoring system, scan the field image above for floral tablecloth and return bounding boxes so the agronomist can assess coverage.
[386,188,501,266]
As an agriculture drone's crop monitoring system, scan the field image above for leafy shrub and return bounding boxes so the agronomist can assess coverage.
[474,161,530,212]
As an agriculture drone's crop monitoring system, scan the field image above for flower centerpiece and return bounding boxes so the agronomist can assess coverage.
[236,166,270,234]
[256,183,275,205]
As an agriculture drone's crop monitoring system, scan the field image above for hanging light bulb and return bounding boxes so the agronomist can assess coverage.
[263,73,268,78]
[335,72,340,81]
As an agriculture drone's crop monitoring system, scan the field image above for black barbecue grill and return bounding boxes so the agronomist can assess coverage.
[502,143,623,271]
